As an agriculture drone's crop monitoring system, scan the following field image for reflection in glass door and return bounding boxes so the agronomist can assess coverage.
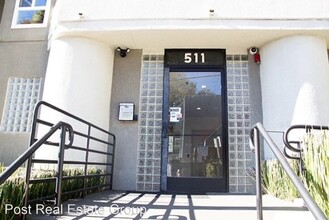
[166,71,227,192]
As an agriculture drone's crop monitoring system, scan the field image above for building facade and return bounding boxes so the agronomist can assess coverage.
[0,0,329,193]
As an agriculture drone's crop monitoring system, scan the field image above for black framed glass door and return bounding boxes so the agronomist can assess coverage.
[162,49,228,193]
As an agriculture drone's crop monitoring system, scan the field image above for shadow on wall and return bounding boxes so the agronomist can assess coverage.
[0,133,30,165]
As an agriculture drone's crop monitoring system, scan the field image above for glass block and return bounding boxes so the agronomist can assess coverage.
[154,136,162,142]
[143,55,150,61]
[229,169,237,176]
[154,151,161,158]
[155,120,162,127]
[148,97,155,103]
[229,160,237,168]
[141,105,147,111]
[146,168,153,174]
[142,62,149,69]
[155,113,162,119]
[156,83,163,89]
[140,119,147,126]
[139,136,146,143]
[152,168,160,176]
[137,175,144,182]
[147,152,153,158]
[228,91,234,97]
[238,161,246,167]
[229,185,237,193]
[154,143,161,151]
[155,128,162,135]
[233,55,241,61]
[229,144,236,151]
[138,168,145,174]
[147,112,154,119]
[139,159,145,166]
[246,185,254,193]
[147,120,154,126]
[145,184,153,191]
[241,55,248,61]
[145,175,153,182]
[238,185,246,193]
[238,178,246,185]
[238,152,245,160]
[139,152,146,159]
[137,183,145,191]
[229,177,238,184]
[154,160,161,166]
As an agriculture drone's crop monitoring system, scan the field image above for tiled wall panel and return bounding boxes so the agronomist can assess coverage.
[0,77,42,133]
[137,55,164,191]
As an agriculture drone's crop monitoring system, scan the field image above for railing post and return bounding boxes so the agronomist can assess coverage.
[253,127,263,220]
[55,125,66,207]
[83,125,91,198]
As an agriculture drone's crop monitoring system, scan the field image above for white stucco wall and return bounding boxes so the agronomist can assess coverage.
[35,37,114,164]
[46,0,329,55]
[54,0,329,21]
[260,35,329,158]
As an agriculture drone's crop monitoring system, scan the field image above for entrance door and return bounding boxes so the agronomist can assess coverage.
[162,49,228,193]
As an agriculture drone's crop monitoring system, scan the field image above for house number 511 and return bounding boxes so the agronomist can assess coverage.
[184,53,205,64]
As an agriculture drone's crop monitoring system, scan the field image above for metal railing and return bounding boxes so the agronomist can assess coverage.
[283,125,329,175]
[249,122,327,220]
[0,101,116,219]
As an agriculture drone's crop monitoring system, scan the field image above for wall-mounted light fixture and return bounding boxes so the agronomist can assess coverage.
[249,47,261,64]
[117,47,131,58]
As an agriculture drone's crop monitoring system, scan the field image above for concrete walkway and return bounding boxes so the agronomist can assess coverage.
[28,191,315,220]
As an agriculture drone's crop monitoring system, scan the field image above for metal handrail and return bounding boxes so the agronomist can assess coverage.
[283,124,329,153]
[24,101,116,209]
[249,122,327,220]
[0,121,73,185]
[0,101,116,220]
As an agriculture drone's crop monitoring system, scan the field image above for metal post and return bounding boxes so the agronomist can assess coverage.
[55,126,66,207]
[83,125,91,197]
[253,127,263,220]
[257,123,327,220]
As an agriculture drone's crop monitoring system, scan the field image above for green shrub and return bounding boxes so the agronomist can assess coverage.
[0,168,106,220]
[0,163,4,173]
[303,131,329,217]
[260,130,329,218]
[261,159,300,200]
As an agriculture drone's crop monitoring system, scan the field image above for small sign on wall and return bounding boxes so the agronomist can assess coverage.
[119,103,134,121]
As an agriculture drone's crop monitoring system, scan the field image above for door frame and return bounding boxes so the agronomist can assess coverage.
[161,49,228,193]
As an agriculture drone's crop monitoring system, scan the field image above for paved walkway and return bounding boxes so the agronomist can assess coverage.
[28,191,315,220]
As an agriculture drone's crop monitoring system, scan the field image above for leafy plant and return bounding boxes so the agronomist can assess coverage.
[0,168,106,220]
[257,130,329,218]
[261,159,300,200]
[303,131,329,217]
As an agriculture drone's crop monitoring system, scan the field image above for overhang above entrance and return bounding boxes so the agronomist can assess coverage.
[50,19,329,53]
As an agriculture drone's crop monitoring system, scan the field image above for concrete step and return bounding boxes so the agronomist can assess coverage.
[27,191,315,220]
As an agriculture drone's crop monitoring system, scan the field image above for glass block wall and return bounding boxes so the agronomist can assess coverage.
[137,55,164,191]
[0,77,42,132]
[137,54,253,193]
[226,55,253,193]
